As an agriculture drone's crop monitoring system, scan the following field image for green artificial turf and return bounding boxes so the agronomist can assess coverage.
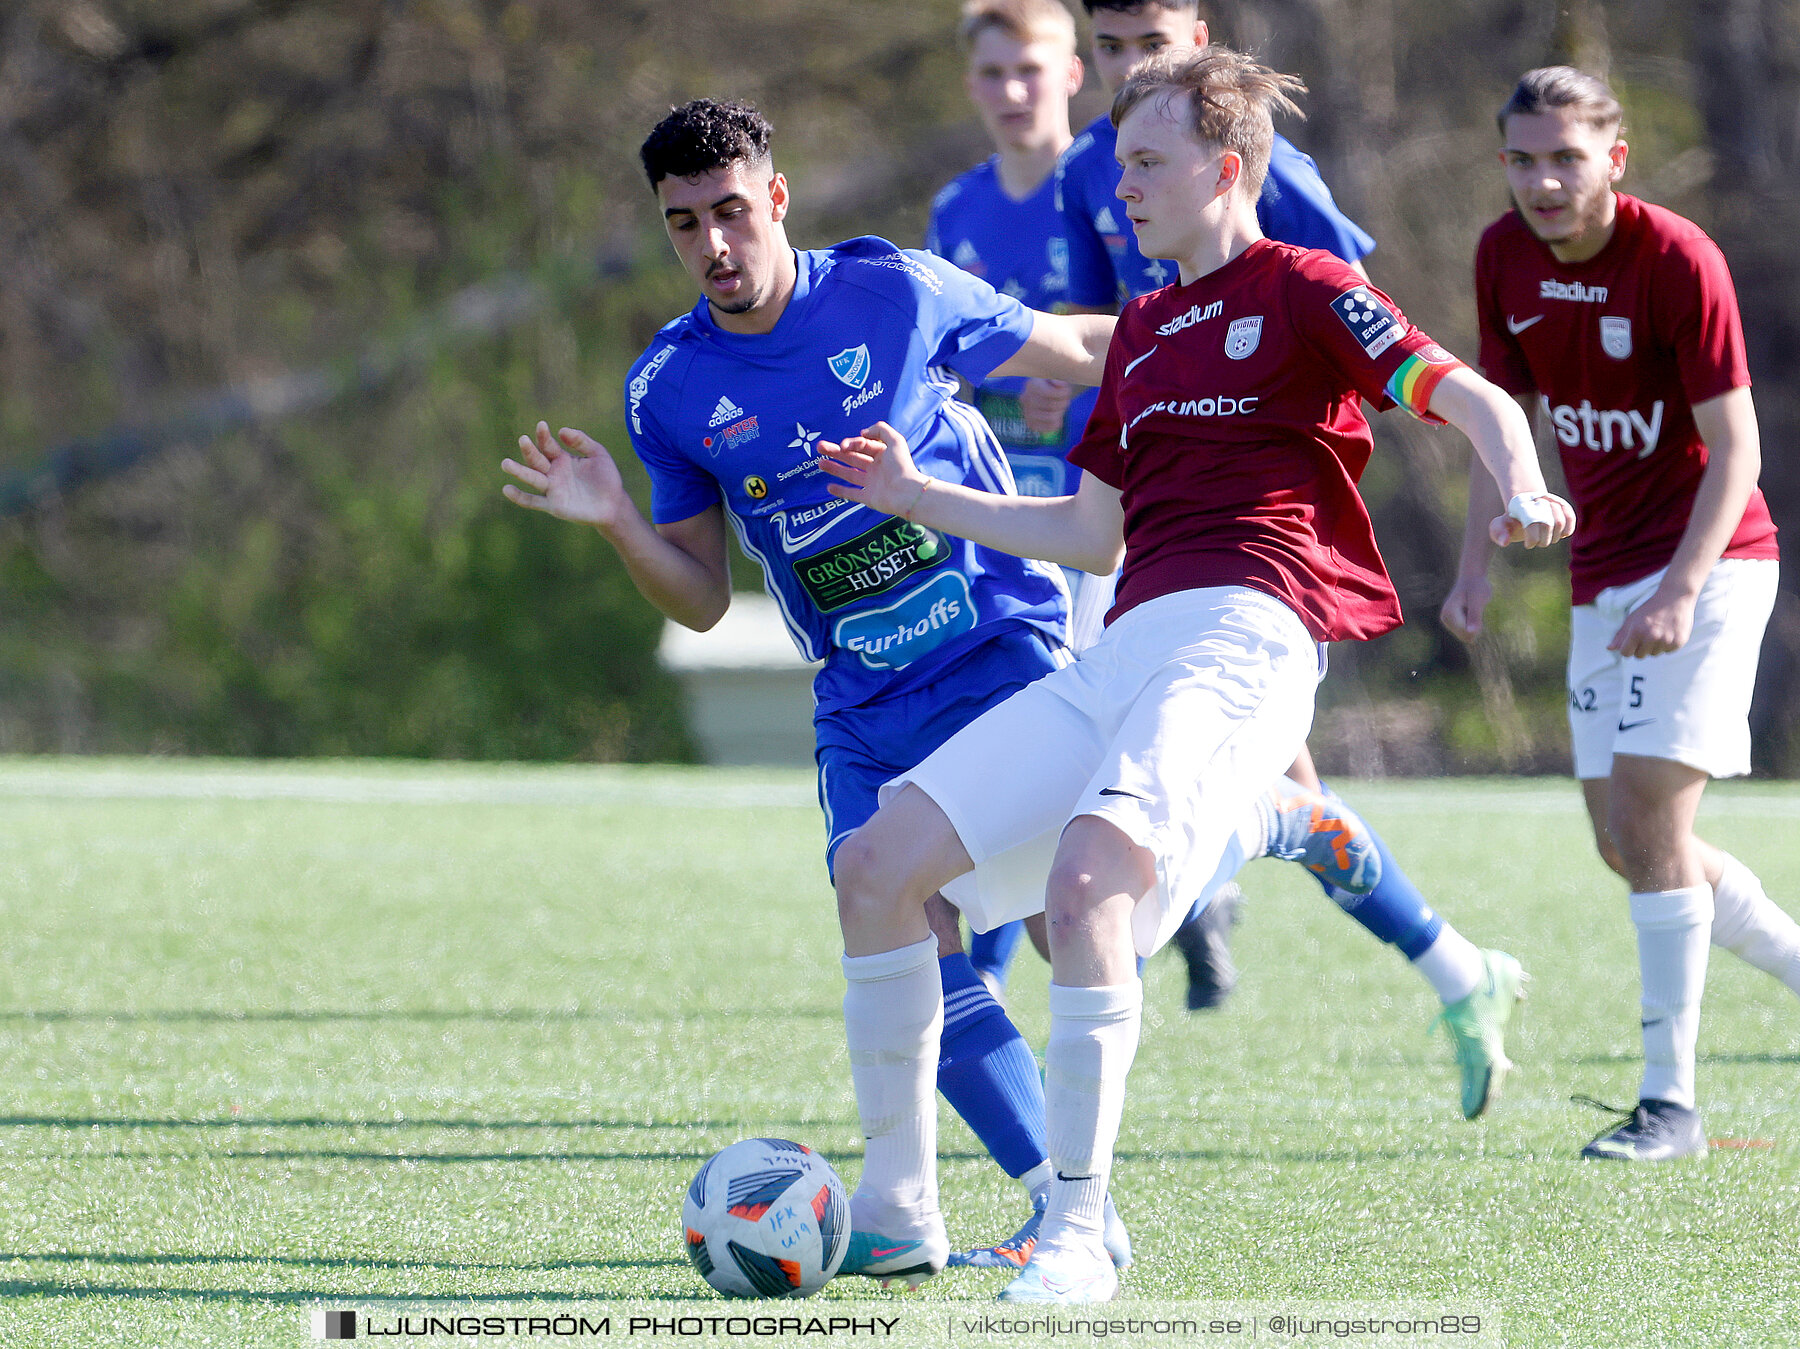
[0,760,1794,1347]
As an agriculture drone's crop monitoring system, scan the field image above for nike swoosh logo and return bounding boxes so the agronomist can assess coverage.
[1507,314,1544,335]
[1617,718,1657,732]
[1123,346,1159,378]
[868,1244,911,1258]
[1041,1274,1105,1295]
[1096,788,1145,800]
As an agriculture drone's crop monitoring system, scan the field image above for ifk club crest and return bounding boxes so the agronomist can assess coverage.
[1225,315,1263,360]
[1599,316,1632,360]
[829,345,873,388]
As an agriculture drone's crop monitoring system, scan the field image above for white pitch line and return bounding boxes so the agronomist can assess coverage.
[0,763,1791,815]
[0,766,818,810]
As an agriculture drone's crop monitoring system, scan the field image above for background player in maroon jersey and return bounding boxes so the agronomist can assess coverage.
[816,46,1573,1303]
[1445,67,1798,1162]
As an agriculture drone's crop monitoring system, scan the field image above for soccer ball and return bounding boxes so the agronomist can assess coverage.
[681,1138,849,1298]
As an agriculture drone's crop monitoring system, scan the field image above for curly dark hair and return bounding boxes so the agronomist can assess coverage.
[639,99,774,191]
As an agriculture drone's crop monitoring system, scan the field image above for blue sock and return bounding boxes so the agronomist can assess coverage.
[1315,786,1442,959]
[968,921,1025,989]
[935,953,1047,1180]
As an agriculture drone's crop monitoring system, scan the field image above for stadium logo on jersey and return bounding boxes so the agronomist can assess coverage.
[1333,289,1402,359]
[627,345,676,433]
[1158,300,1223,337]
[788,423,822,454]
[1540,279,1607,303]
[834,570,976,671]
[952,239,983,275]
[1600,316,1633,360]
[796,515,949,613]
[829,345,872,389]
[743,475,769,500]
[1095,207,1120,235]
[1541,395,1665,458]
[708,396,746,428]
[1225,315,1264,360]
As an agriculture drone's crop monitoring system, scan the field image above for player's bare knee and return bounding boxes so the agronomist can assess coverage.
[832,827,911,926]
[1043,863,1109,934]
[1588,823,1628,878]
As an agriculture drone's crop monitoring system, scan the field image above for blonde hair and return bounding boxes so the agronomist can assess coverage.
[960,0,1078,51]
[1111,45,1305,197]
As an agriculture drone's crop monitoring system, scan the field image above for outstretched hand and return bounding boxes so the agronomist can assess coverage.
[816,421,931,519]
[502,422,629,530]
[1489,492,1577,549]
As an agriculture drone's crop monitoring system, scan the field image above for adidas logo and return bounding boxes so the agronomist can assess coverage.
[1095,207,1119,233]
[708,396,745,428]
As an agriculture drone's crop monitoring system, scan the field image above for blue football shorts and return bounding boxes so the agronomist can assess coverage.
[813,624,1068,877]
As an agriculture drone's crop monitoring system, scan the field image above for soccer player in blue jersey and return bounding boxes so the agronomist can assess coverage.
[1038,1,1530,1108]
[502,98,1106,1285]
[504,98,1379,1289]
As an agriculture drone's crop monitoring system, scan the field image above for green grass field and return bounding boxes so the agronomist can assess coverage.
[0,759,1795,1348]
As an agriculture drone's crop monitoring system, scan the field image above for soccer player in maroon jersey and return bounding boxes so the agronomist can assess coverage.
[815,46,1572,1303]
[1445,67,1797,1162]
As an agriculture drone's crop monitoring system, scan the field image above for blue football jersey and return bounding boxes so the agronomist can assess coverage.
[624,236,1069,716]
[926,159,1100,499]
[1057,114,1377,305]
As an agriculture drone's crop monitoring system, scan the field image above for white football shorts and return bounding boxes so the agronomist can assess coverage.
[882,586,1323,957]
[1065,565,1119,655]
[1567,557,1778,780]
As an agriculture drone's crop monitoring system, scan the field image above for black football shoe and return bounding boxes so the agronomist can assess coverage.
[1577,1096,1707,1162]
[1170,883,1241,1011]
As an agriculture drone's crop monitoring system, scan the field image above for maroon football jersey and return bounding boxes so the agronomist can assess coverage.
[1070,239,1460,643]
[1476,193,1777,603]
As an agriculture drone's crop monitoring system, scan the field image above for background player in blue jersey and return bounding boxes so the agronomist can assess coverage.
[928,0,1098,504]
[500,97,1131,1286]
[1057,0,1375,308]
[926,0,1098,1010]
[1039,1,1527,1125]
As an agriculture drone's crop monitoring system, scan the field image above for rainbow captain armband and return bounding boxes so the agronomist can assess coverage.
[1384,345,1463,423]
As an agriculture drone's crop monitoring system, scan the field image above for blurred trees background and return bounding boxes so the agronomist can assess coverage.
[0,0,1793,771]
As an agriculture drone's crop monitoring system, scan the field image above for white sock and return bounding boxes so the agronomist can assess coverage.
[1711,853,1800,996]
[1020,1159,1053,1206]
[1041,981,1142,1260]
[841,935,942,1233]
[1411,927,1486,1004]
[1632,885,1713,1110]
